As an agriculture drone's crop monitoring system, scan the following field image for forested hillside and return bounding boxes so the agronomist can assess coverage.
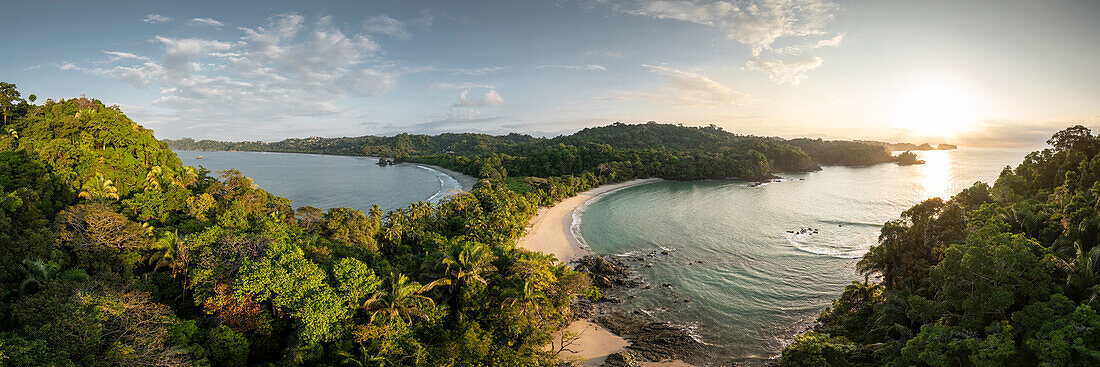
[164,121,906,184]
[0,84,598,366]
[782,126,1100,366]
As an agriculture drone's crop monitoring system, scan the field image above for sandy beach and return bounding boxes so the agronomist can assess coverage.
[517,178,663,263]
[516,178,686,366]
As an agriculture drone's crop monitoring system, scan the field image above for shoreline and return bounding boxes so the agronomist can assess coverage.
[516,178,673,366]
[517,178,663,263]
[413,163,479,192]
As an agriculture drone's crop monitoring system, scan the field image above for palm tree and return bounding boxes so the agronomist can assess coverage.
[147,230,184,275]
[144,166,164,190]
[362,273,446,324]
[79,173,120,202]
[439,241,497,321]
[368,205,384,223]
[1056,241,1100,304]
[502,280,548,322]
[19,258,55,294]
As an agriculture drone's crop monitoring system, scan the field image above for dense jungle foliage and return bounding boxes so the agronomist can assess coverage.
[782,125,1100,366]
[0,84,596,366]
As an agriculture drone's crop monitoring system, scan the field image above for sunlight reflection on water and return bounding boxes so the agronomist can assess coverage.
[918,150,951,199]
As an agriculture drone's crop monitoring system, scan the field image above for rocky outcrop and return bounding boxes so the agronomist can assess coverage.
[601,351,642,367]
[573,255,642,288]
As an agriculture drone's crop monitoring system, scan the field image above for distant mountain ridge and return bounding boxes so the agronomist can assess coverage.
[164,121,918,182]
[858,140,958,151]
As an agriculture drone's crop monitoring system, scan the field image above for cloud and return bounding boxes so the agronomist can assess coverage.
[72,13,397,132]
[623,0,838,56]
[58,63,82,71]
[455,89,504,107]
[22,65,42,71]
[102,51,150,63]
[447,66,507,76]
[618,0,838,84]
[431,82,494,90]
[188,18,224,28]
[143,14,172,24]
[745,56,823,85]
[611,64,750,106]
[537,64,607,71]
[949,119,1100,148]
[362,9,438,40]
[363,14,411,39]
[774,33,844,54]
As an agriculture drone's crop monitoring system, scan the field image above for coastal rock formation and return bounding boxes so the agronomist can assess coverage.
[597,312,708,365]
[573,255,641,288]
[602,351,642,367]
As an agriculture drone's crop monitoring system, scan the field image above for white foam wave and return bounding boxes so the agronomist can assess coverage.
[569,184,646,251]
[417,165,464,204]
[784,233,866,259]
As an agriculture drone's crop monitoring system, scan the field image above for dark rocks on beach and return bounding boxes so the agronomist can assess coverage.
[602,351,642,367]
[573,255,643,289]
[598,312,708,365]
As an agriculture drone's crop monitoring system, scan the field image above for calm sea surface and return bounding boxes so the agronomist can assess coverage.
[175,151,464,213]
[576,148,1036,365]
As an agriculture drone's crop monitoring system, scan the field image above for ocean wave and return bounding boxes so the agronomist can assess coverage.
[417,165,464,204]
[784,232,866,259]
[820,219,883,228]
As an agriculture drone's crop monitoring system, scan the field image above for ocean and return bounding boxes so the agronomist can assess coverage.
[574,147,1036,364]
[174,150,465,213]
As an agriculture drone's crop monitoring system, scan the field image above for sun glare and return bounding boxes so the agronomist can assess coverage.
[892,80,981,139]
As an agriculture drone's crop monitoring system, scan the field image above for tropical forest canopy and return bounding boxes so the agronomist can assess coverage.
[0,83,600,366]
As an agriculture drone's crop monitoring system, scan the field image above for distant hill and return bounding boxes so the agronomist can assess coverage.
[165,122,918,181]
[858,140,958,151]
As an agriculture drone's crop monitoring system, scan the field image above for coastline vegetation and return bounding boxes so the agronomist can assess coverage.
[165,121,918,206]
[0,84,590,366]
[782,125,1100,366]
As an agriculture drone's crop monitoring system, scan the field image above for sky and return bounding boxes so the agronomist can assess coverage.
[2,0,1098,146]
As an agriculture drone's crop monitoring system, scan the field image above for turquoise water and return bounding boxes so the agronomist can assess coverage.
[175,151,464,213]
[577,148,1035,364]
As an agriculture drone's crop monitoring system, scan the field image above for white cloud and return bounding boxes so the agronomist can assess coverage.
[189,18,224,28]
[634,64,751,106]
[455,89,504,107]
[447,66,507,76]
[431,82,494,90]
[815,33,844,48]
[102,51,150,63]
[22,65,42,71]
[537,64,607,71]
[143,14,172,24]
[58,63,82,71]
[362,10,438,40]
[624,0,838,56]
[774,33,844,54]
[74,13,397,132]
[745,56,823,85]
[363,14,411,39]
[619,0,838,84]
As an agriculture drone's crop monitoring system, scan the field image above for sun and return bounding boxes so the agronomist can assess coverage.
[892,80,981,139]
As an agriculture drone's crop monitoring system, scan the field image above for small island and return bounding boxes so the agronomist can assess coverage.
[893,151,925,165]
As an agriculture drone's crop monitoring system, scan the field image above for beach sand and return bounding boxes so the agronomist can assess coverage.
[517,178,663,263]
[517,178,696,366]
